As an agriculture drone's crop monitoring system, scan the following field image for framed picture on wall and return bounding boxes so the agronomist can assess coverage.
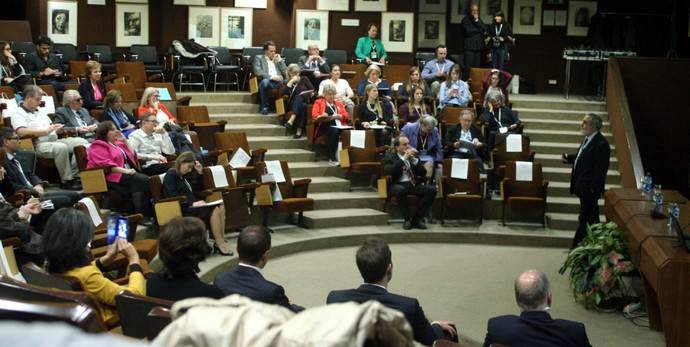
[220,7,252,49]
[116,3,149,47]
[418,14,445,48]
[419,0,447,14]
[295,10,329,50]
[512,0,541,35]
[480,0,508,24]
[174,0,205,5]
[317,0,348,11]
[235,0,267,9]
[567,1,597,36]
[188,7,220,47]
[355,0,387,12]
[381,12,414,53]
[450,0,473,24]
[47,0,77,45]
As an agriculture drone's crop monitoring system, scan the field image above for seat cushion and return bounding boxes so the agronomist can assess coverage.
[275,198,314,213]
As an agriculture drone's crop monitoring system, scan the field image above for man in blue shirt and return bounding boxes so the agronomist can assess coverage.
[421,45,455,96]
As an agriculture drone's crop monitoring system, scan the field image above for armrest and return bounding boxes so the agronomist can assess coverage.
[157,196,186,204]
[251,148,267,162]
[2,236,22,248]
[541,181,550,197]
[529,151,536,162]
[147,74,163,82]
[292,178,311,198]
[177,96,192,106]
[82,165,113,174]
[375,146,388,154]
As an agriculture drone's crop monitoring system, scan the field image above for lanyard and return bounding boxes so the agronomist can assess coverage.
[414,105,422,118]
[495,24,503,37]
[327,103,337,115]
[419,133,427,150]
[435,61,444,73]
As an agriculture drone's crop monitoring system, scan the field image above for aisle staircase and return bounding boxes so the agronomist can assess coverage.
[182,92,618,232]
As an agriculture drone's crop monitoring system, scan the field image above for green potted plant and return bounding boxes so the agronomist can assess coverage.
[559,221,636,309]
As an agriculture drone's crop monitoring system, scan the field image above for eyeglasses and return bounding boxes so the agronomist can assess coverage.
[152,94,160,98]
[145,119,158,123]
[76,98,83,102]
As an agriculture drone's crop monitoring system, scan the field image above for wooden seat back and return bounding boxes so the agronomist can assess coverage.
[115,291,173,339]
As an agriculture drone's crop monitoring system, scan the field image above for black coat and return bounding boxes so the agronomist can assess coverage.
[147,272,224,301]
[461,16,488,51]
[357,100,394,128]
[488,22,513,49]
[483,310,591,347]
[382,151,427,184]
[22,52,63,78]
[482,106,520,132]
[445,124,482,148]
[161,168,203,210]
[565,132,610,196]
[1,151,43,196]
[213,265,303,312]
[78,79,106,110]
[327,284,443,346]
[281,76,314,108]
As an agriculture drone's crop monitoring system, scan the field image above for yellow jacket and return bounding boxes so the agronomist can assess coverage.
[64,261,146,322]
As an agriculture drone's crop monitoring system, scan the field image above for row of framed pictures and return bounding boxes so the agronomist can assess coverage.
[87,0,267,8]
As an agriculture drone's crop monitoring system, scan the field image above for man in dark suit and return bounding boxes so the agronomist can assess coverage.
[327,237,457,346]
[252,41,287,115]
[53,90,99,141]
[214,225,303,312]
[445,109,485,168]
[383,135,437,230]
[483,269,592,347]
[562,113,610,248]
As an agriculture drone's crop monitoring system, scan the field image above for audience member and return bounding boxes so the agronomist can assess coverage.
[54,89,99,141]
[481,69,512,108]
[311,84,350,165]
[282,64,314,139]
[398,87,432,126]
[398,66,431,103]
[298,43,330,87]
[445,109,484,168]
[481,91,521,153]
[22,36,65,92]
[438,64,471,110]
[317,64,354,117]
[138,87,177,130]
[486,11,514,71]
[253,40,287,115]
[103,89,137,138]
[421,45,454,96]
[356,64,390,97]
[42,208,145,322]
[128,112,175,175]
[482,269,592,347]
[0,41,29,97]
[460,3,488,79]
[12,85,85,190]
[78,60,105,109]
[162,152,231,256]
[147,216,224,301]
[87,121,150,216]
[0,163,43,256]
[327,237,457,345]
[401,116,443,181]
[355,24,387,65]
[358,84,393,146]
[214,225,304,312]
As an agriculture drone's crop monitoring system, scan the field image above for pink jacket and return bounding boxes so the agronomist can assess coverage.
[86,139,139,183]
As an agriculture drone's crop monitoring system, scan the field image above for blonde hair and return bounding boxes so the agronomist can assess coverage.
[287,63,300,77]
[364,64,381,79]
[140,87,158,107]
[85,60,101,78]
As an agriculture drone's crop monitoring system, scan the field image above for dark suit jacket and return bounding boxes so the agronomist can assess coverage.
[445,124,482,149]
[565,131,610,196]
[22,52,63,78]
[483,310,591,347]
[0,151,43,196]
[162,168,203,210]
[147,272,224,301]
[54,107,98,136]
[281,76,314,108]
[78,79,106,109]
[298,55,331,74]
[482,106,520,132]
[214,265,303,312]
[382,151,427,185]
[357,99,394,128]
[327,284,442,346]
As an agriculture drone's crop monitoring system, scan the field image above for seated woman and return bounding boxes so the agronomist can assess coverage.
[358,84,394,146]
[354,23,387,65]
[481,69,513,109]
[138,87,195,155]
[0,41,29,99]
[356,64,390,98]
[78,61,106,110]
[147,216,224,301]
[42,208,145,322]
[311,84,350,165]
[398,87,432,127]
[318,64,355,117]
[438,64,472,110]
[103,90,137,138]
[162,152,232,256]
[86,121,151,216]
[396,66,430,104]
[481,91,521,154]
[282,64,314,139]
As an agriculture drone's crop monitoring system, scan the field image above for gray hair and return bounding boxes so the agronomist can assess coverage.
[420,115,437,128]
[307,43,319,51]
[514,269,550,311]
[365,64,381,78]
[322,83,337,95]
[287,63,300,77]
[587,113,603,131]
[460,109,473,120]
[486,90,504,104]
[22,85,43,99]
[62,89,80,107]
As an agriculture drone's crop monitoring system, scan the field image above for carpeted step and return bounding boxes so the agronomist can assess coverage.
[531,141,616,155]
[210,113,281,125]
[265,149,316,162]
[293,176,350,193]
[225,124,286,137]
[286,162,346,178]
[510,97,606,112]
[512,108,607,120]
[302,208,388,228]
[543,167,620,183]
[546,196,604,214]
[523,129,613,143]
[205,102,260,114]
[182,91,253,103]
[311,191,382,210]
[546,212,606,231]
[535,153,618,170]
[547,181,621,197]
[247,136,310,150]
[520,118,610,132]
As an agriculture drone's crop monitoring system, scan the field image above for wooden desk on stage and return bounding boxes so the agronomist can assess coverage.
[604,188,689,347]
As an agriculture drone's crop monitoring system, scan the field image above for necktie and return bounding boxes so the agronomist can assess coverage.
[404,160,416,186]
[574,136,589,169]
[13,158,32,188]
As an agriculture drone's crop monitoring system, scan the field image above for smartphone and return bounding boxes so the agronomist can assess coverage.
[106,216,119,245]
[106,216,130,244]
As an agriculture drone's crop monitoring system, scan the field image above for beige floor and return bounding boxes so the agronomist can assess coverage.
[260,243,664,347]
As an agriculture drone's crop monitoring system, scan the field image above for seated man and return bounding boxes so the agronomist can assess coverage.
[445,109,484,168]
[54,90,99,141]
[401,116,443,182]
[252,40,287,115]
[420,44,454,97]
[383,135,437,230]
[327,237,457,346]
[483,269,592,347]
[481,90,521,154]
[298,44,330,88]
[22,35,65,92]
[214,225,304,313]
[128,112,175,176]
[11,85,86,190]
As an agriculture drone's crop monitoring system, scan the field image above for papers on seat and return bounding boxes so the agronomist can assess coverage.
[229,147,251,168]
[391,82,403,91]
[157,87,172,101]
[499,126,508,134]
[1,98,17,118]
[38,96,55,115]
[371,62,385,66]
[506,134,522,153]
[79,197,103,227]
[191,199,223,208]
[515,161,533,182]
[0,240,25,283]
[209,165,229,188]
[451,158,469,179]
[332,125,353,129]
[265,160,286,183]
[261,173,282,202]
[349,130,366,149]
[368,124,386,129]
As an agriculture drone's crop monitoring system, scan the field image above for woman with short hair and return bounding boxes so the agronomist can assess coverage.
[356,64,390,97]
[78,60,106,109]
[317,64,354,116]
[103,89,137,137]
[354,23,388,65]
[311,84,350,165]
[282,64,314,139]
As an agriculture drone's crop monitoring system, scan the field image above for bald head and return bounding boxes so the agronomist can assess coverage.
[514,269,551,311]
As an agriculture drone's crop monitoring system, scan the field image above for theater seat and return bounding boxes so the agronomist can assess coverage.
[501,161,548,226]
[340,129,386,190]
[115,291,173,339]
[441,158,485,224]
[255,160,314,227]
[0,297,105,333]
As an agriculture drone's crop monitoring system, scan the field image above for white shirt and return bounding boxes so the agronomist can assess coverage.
[396,152,418,183]
[318,79,354,101]
[574,132,597,168]
[266,56,278,77]
[11,105,56,142]
[238,262,263,275]
[128,128,175,165]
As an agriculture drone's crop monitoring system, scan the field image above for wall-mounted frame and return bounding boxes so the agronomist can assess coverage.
[116,3,149,47]
[295,10,329,50]
[174,0,205,5]
[512,0,541,35]
[235,0,267,9]
[355,0,387,12]
[220,7,252,49]
[381,12,414,53]
[419,0,447,14]
[47,0,78,45]
[317,0,348,11]
[450,0,473,24]
[418,13,446,48]
[567,1,597,36]
[188,6,220,47]
[480,0,509,24]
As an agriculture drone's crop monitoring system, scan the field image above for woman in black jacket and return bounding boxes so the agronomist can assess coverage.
[486,11,514,71]
[460,4,487,79]
[282,64,314,139]
[103,90,137,137]
[0,41,29,96]
[77,60,106,109]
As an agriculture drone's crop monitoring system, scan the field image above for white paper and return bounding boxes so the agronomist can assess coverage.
[209,165,229,188]
[499,126,508,134]
[350,130,366,149]
[271,184,283,202]
[158,172,166,183]
[184,133,192,143]
[79,197,103,226]
[0,240,25,282]
[451,158,469,179]
[368,124,386,129]
[191,199,223,208]
[229,147,251,168]
[262,173,275,183]
[334,119,342,127]
[332,125,353,129]
[515,161,533,182]
[391,82,403,91]
[40,96,55,114]
[506,134,523,153]
[265,160,286,183]
[1,98,18,118]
